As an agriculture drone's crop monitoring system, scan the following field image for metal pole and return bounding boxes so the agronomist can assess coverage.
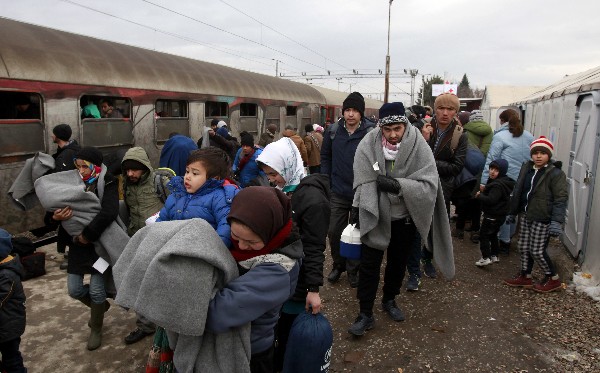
[384,0,393,103]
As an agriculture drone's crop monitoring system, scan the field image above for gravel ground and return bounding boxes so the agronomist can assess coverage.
[19,234,600,372]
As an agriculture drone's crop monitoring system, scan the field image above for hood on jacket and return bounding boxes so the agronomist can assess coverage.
[294,173,330,200]
[282,129,299,138]
[490,158,509,177]
[122,146,153,174]
[0,255,26,279]
[464,120,492,137]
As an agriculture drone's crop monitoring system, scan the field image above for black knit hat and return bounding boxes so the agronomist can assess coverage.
[53,124,72,141]
[343,92,365,118]
[75,146,103,166]
[304,124,314,133]
[121,159,147,171]
[210,119,219,127]
[378,102,408,126]
[240,131,254,147]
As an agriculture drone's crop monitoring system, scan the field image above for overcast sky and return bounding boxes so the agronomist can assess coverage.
[3,0,600,104]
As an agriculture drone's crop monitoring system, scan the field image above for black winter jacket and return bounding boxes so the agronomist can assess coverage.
[290,174,330,301]
[478,175,515,218]
[52,140,81,172]
[428,118,469,201]
[69,172,120,274]
[0,256,26,343]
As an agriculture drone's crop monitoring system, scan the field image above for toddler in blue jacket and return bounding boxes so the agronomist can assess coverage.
[156,147,238,247]
[206,187,303,373]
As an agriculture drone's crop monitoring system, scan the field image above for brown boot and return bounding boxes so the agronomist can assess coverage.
[87,302,106,350]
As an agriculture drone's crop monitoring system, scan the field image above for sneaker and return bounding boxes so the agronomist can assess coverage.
[381,299,405,321]
[348,313,375,336]
[533,276,562,293]
[406,274,421,291]
[423,260,437,278]
[503,274,533,288]
[124,328,154,345]
[475,257,492,267]
[491,256,500,263]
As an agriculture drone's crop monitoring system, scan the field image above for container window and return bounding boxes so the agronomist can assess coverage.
[0,91,44,157]
[205,101,228,117]
[156,99,188,118]
[286,106,297,116]
[80,95,133,148]
[240,103,257,117]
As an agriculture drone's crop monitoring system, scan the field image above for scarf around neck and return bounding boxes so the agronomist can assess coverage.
[237,147,256,172]
[230,219,292,262]
[381,135,399,160]
[79,161,102,184]
[256,137,306,190]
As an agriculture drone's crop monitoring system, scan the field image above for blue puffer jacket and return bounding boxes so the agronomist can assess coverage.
[232,146,264,188]
[481,125,533,185]
[156,176,238,247]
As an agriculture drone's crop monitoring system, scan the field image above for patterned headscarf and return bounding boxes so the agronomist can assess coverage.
[256,137,306,193]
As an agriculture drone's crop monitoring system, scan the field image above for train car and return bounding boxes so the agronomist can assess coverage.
[0,18,381,234]
[511,65,600,282]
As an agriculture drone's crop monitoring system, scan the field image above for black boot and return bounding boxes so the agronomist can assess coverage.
[499,241,510,256]
[327,267,344,283]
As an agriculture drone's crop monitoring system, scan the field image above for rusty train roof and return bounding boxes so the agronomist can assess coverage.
[0,17,327,104]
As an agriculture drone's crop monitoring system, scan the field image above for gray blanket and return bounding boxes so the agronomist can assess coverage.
[353,125,455,280]
[33,168,129,266]
[113,219,251,373]
[8,152,55,210]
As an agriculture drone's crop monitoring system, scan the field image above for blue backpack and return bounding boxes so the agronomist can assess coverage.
[283,312,333,373]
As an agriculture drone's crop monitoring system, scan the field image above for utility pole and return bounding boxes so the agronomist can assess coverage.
[404,68,419,105]
[384,0,393,103]
[273,59,280,77]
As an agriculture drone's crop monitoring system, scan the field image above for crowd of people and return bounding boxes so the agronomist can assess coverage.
[1,90,568,373]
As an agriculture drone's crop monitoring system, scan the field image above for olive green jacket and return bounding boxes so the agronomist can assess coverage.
[463,120,493,156]
[122,147,164,236]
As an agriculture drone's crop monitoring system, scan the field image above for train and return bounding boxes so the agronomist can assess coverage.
[0,17,382,235]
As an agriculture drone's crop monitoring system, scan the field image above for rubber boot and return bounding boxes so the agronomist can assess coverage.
[87,302,106,351]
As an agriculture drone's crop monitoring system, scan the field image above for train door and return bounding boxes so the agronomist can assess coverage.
[563,92,600,259]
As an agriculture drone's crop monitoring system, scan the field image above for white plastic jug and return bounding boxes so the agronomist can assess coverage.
[340,224,361,260]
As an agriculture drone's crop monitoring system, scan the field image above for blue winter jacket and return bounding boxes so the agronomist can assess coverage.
[159,135,198,176]
[156,176,238,248]
[320,118,375,200]
[481,125,534,185]
[232,146,264,188]
[206,239,303,355]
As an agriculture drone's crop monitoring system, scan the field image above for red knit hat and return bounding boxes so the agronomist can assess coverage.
[530,136,553,157]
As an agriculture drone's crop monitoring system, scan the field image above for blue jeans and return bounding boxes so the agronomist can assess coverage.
[67,273,106,304]
[498,218,517,244]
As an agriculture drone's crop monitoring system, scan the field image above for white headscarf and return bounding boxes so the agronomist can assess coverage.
[256,137,306,192]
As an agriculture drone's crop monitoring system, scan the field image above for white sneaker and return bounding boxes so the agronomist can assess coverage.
[491,256,500,263]
[475,257,492,267]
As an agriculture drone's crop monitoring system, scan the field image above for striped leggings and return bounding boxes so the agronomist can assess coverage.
[517,218,556,276]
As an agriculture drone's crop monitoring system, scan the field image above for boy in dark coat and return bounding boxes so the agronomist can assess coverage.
[0,228,27,373]
[474,159,515,266]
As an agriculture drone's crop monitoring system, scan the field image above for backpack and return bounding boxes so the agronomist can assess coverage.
[153,167,176,203]
[449,122,464,155]
[122,167,175,204]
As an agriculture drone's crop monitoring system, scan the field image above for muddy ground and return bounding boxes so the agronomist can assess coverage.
[19,234,600,373]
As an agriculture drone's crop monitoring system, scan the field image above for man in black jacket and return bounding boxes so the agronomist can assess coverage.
[427,93,468,214]
[50,124,81,270]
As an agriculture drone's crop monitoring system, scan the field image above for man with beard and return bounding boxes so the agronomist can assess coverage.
[120,147,165,344]
[348,102,453,336]
[49,124,81,270]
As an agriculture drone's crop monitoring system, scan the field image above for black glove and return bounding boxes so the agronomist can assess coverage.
[350,207,360,229]
[376,174,401,194]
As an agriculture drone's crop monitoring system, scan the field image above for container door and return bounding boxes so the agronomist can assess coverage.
[563,92,600,259]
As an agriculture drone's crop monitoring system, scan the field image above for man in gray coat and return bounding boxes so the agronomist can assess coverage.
[348,102,453,336]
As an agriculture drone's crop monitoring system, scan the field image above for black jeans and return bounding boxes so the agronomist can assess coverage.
[479,217,504,258]
[0,337,26,373]
[250,345,274,373]
[358,218,416,315]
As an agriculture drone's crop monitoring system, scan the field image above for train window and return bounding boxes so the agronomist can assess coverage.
[286,106,297,116]
[80,95,133,148]
[205,101,228,117]
[156,99,188,118]
[240,103,257,117]
[0,91,44,158]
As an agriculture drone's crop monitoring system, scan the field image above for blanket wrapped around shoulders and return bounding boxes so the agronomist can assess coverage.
[8,152,55,211]
[113,218,251,373]
[33,168,128,266]
[353,125,455,280]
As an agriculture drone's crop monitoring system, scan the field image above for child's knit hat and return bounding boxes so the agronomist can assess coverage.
[0,228,12,260]
[530,136,554,157]
[489,158,508,177]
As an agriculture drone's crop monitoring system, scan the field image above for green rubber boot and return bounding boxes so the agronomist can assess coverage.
[87,302,105,351]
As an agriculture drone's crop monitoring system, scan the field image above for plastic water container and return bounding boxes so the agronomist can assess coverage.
[340,224,361,260]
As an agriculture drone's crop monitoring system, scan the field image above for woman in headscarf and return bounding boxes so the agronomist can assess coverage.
[256,137,331,370]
